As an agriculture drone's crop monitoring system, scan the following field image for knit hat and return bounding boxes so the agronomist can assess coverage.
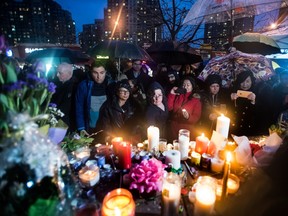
[205,74,222,87]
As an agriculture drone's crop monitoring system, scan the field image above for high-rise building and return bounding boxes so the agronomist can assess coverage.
[104,0,162,44]
[79,19,104,52]
[204,17,254,50]
[0,0,76,46]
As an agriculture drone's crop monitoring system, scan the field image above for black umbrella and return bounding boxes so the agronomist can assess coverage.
[232,32,281,55]
[88,40,153,62]
[147,41,202,65]
[26,48,91,64]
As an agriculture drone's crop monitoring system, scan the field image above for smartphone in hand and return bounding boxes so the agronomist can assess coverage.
[175,88,187,94]
[237,90,252,98]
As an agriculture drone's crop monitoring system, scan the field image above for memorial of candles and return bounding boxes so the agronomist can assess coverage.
[147,126,160,152]
[101,188,135,216]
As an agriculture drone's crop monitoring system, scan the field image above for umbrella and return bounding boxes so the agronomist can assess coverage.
[233,32,281,55]
[26,48,91,64]
[183,0,285,26]
[88,40,153,62]
[198,50,275,88]
[146,41,202,65]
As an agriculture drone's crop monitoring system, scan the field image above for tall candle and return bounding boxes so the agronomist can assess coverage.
[195,133,209,155]
[118,141,132,170]
[216,114,230,138]
[101,188,135,216]
[221,152,232,200]
[111,137,123,155]
[164,150,181,170]
[161,172,181,216]
[178,129,190,160]
[147,126,159,152]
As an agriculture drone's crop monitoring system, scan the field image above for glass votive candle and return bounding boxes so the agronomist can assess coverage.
[159,138,168,152]
[79,165,100,187]
[101,188,135,216]
[74,147,91,160]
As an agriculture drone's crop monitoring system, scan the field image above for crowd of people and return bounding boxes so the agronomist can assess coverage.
[1,53,288,144]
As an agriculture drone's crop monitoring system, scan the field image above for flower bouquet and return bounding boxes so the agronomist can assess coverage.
[127,158,167,199]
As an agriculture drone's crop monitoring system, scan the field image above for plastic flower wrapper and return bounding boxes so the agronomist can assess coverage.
[128,158,167,194]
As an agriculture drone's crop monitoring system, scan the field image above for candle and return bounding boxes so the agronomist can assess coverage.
[195,133,209,155]
[178,129,190,160]
[227,174,240,194]
[190,151,201,166]
[216,114,230,138]
[147,126,159,152]
[101,188,135,216]
[221,152,232,200]
[200,153,212,170]
[194,176,216,216]
[111,137,123,155]
[161,172,181,216]
[159,138,167,152]
[164,150,181,170]
[211,157,224,173]
[74,147,91,160]
[118,141,132,170]
[79,165,100,187]
[137,143,144,151]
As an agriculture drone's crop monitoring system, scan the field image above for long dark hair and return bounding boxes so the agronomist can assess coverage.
[147,82,167,106]
[233,70,256,91]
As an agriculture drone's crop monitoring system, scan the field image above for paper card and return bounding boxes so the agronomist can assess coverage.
[210,130,226,151]
[261,132,282,147]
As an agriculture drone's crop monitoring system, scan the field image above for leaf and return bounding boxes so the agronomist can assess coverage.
[0,94,9,109]
[4,63,17,83]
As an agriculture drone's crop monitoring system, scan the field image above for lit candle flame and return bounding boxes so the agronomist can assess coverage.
[226,152,232,162]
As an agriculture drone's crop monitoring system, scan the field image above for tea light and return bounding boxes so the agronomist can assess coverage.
[75,147,91,160]
[147,126,159,152]
[101,188,135,216]
[211,157,224,173]
[195,133,209,155]
[227,174,240,194]
[111,137,123,155]
[190,151,201,166]
[216,114,230,138]
[79,165,100,187]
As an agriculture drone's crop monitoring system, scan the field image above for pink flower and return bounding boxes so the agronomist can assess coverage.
[129,158,167,193]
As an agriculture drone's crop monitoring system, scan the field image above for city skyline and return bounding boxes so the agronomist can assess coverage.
[55,0,107,34]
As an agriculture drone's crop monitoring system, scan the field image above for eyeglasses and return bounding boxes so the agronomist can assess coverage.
[119,90,130,94]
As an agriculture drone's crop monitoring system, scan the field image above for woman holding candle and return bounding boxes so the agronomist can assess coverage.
[167,76,202,141]
[96,79,144,143]
[145,82,169,138]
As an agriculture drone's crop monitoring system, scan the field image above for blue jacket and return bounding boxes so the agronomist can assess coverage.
[75,77,114,132]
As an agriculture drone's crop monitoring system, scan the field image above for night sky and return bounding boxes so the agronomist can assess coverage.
[55,0,107,34]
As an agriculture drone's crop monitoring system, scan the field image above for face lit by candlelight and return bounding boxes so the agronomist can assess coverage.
[240,76,252,91]
[153,89,163,106]
[182,79,193,93]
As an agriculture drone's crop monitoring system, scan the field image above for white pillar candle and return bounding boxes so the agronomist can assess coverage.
[216,114,230,138]
[147,126,159,152]
[211,157,224,173]
[178,129,190,160]
[164,150,181,170]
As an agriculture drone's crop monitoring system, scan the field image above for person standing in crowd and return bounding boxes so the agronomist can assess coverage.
[145,82,169,138]
[167,76,202,141]
[51,62,78,132]
[125,59,153,93]
[96,79,143,143]
[229,70,273,136]
[272,69,288,124]
[199,74,229,137]
[75,61,114,136]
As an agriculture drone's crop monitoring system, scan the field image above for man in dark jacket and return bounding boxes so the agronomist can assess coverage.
[75,61,114,136]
